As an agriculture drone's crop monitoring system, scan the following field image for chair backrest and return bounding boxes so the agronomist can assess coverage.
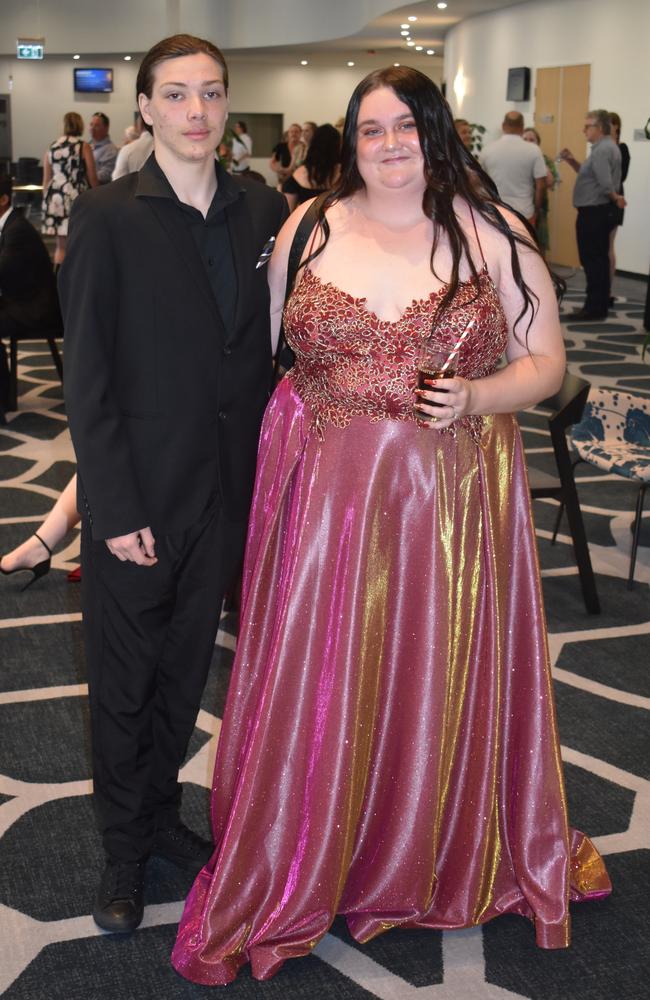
[533,371,591,483]
[572,387,650,446]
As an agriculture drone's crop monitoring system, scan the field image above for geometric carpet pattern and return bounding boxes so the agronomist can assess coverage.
[0,275,649,999]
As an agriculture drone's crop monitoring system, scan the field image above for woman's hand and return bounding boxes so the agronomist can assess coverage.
[415,376,474,429]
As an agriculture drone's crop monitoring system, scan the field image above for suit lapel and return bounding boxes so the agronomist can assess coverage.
[224,194,253,340]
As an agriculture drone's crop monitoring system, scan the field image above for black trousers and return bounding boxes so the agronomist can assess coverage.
[575,204,614,318]
[81,497,246,862]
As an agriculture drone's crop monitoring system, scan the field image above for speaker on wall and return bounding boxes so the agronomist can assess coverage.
[506,67,531,102]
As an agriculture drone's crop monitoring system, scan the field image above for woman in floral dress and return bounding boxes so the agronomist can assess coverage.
[41,112,98,266]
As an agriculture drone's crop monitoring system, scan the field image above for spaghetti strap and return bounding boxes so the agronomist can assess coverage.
[469,206,487,267]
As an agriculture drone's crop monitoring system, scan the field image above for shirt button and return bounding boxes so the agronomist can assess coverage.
[218,410,227,421]
[223,345,232,356]
[207,257,214,266]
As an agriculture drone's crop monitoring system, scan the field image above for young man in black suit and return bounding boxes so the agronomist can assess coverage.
[59,35,288,933]
[0,176,61,417]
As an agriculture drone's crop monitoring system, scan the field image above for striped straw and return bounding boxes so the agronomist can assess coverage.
[440,318,477,372]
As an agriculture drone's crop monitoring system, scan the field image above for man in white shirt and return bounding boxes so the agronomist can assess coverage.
[480,111,547,224]
[231,120,252,174]
[112,116,154,179]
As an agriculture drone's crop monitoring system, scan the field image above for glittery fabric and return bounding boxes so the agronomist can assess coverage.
[172,274,611,986]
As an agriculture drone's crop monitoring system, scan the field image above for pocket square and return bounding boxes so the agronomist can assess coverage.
[256,237,276,269]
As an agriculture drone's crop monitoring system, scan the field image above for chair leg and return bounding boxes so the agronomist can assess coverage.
[553,459,586,544]
[47,338,63,381]
[8,337,17,412]
[628,484,647,589]
[563,484,601,614]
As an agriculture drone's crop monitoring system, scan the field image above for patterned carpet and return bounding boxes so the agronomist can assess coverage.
[0,274,648,999]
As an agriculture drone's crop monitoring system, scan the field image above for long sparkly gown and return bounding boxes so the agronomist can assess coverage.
[172,266,611,986]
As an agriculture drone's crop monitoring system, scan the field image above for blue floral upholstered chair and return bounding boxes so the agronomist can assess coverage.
[570,388,650,587]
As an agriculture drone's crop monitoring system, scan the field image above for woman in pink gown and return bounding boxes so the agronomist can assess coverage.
[172,68,610,986]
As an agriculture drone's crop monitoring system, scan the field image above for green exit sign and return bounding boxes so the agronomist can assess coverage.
[17,41,44,60]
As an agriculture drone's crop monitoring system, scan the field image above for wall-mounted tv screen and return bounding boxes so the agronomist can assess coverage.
[74,68,113,93]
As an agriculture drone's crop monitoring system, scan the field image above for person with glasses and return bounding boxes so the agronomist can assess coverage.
[558,110,624,320]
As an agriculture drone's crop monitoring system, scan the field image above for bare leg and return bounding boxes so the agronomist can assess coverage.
[53,235,67,267]
[1,474,79,572]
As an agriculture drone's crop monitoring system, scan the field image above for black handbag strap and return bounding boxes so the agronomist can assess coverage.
[272,192,330,387]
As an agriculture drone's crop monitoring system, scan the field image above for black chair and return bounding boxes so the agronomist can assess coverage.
[6,326,63,412]
[527,371,600,614]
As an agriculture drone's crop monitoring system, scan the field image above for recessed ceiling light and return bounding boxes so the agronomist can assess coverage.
[394,62,401,67]
[437,2,448,8]
[124,55,132,61]
[407,41,416,47]
[415,46,423,51]
[400,30,409,36]
[408,15,417,21]
[73,54,80,60]
[400,23,410,29]
[427,49,435,55]
[347,61,355,67]
[300,59,308,65]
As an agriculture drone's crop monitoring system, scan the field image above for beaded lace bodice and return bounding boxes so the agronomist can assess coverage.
[283,267,509,442]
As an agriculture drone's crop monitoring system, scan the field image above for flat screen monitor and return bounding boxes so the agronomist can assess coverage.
[506,67,530,102]
[74,68,113,93]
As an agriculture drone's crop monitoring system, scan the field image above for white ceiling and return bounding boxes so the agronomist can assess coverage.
[1,1,532,66]
[224,1,529,66]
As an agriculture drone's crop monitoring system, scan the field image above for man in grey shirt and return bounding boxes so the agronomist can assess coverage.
[89,112,118,184]
[559,110,624,320]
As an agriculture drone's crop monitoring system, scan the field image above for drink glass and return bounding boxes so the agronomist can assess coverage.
[415,342,456,419]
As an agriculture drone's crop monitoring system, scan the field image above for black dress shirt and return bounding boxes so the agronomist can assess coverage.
[143,155,240,334]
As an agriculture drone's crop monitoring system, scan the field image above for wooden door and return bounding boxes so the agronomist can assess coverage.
[535,64,591,267]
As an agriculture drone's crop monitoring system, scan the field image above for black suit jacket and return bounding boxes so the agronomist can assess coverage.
[0,208,60,328]
[60,162,288,541]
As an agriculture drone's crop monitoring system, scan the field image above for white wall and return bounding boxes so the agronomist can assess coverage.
[443,0,650,275]
[0,54,442,172]
[0,56,140,161]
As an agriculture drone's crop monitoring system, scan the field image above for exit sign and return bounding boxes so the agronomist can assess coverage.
[17,39,44,60]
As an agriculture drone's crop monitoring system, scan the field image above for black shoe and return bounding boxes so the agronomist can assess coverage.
[93,858,145,933]
[151,821,213,873]
[566,308,608,322]
[0,532,52,591]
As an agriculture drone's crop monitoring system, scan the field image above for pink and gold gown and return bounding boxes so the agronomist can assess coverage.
[172,267,610,986]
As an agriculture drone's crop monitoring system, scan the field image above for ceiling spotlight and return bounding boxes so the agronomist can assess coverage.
[394,62,401,67]
[415,46,423,51]
[300,59,308,65]
[400,23,410,29]
[400,30,409,36]
[347,61,355,67]
[427,49,435,55]
[407,41,416,47]
[124,55,132,61]
[73,54,80,60]
[437,2,448,8]
[408,15,417,21]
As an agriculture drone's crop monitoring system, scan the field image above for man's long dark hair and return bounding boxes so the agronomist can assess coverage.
[307,66,560,339]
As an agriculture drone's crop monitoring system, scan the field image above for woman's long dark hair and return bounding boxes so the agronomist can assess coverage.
[305,66,563,339]
[304,124,340,188]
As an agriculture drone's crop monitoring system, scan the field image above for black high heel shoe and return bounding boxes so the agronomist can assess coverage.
[0,532,52,591]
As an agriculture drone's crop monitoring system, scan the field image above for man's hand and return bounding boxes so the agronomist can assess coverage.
[106,527,157,565]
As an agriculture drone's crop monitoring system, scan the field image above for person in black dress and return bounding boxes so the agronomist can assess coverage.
[608,111,630,298]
